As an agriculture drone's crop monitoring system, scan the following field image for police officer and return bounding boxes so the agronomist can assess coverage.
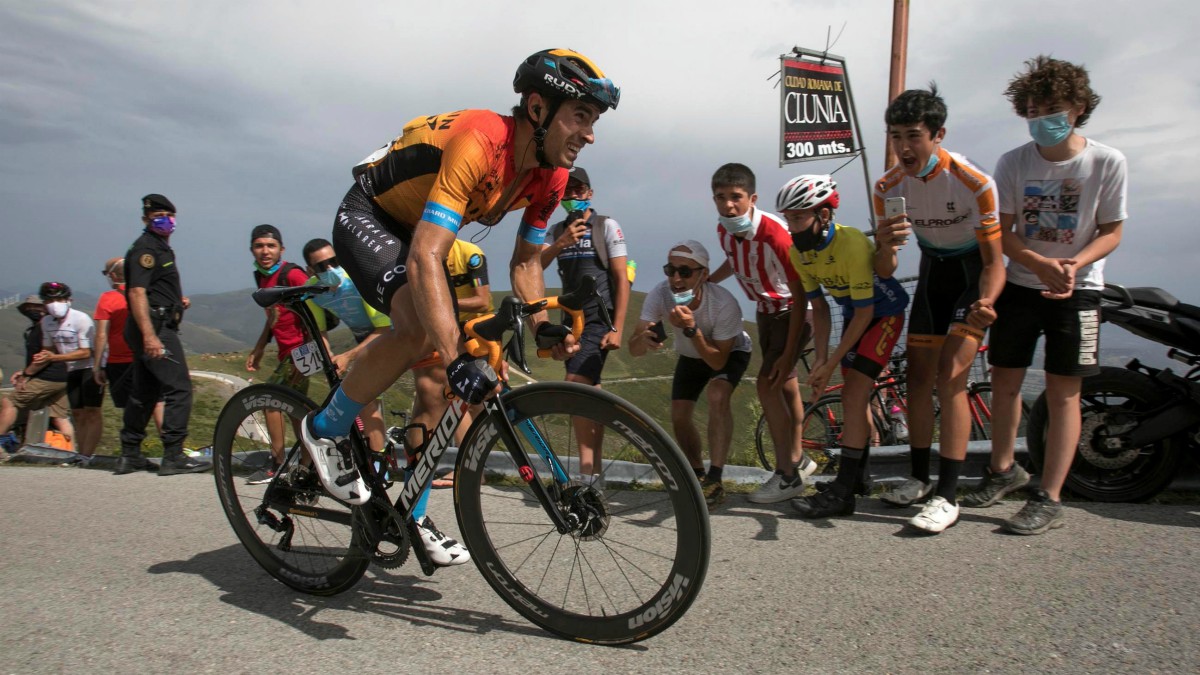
[115,194,210,475]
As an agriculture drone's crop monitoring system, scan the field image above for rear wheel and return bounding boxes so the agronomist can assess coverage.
[754,413,774,471]
[213,384,369,595]
[966,383,1031,441]
[454,382,710,645]
[1026,367,1183,502]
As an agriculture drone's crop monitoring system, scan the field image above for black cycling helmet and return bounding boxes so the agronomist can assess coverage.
[513,49,619,168]
[38,281,71,301]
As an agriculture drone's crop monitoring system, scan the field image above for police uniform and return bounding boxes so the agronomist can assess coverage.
[117,194,197,473]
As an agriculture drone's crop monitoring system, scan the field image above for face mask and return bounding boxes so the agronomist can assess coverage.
[718,212,753,235]
[916,152,939,178]
[1028,111,1072,147]
[45,301,69,319]
[317,266,345,288]
[149,215,176,235]
[560,199,592,215]
[255,261,282,275]
[672,289,695,306]
[791,223,826,252]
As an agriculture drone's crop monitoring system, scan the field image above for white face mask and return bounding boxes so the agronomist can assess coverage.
[46,301,70,319]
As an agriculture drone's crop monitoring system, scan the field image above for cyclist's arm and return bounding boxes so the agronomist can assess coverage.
[409,222,462,366]
[778,279,809,366]
[607,253,630,344]
[809,294,832,364]
[1067,219,1123,269]
[707,259,733,284]
[977,229,1006,306]
[93,319,110,367]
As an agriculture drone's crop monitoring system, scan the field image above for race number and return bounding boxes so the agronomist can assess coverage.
[291,341,323,377]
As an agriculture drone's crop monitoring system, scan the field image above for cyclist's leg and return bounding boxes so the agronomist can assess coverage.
[755,310,806,476]
[905,253,942,483]
[836,315,904,495]
[564,319,608,477]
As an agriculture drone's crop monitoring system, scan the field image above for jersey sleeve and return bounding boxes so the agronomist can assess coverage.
[641,282,667,323]
[846,234,876,309]
[516,168,566,245]
[604,218,628,260]
[79,315,95,348]
[1097,149,1129,225]
[94,294,114,321]
[421,129,494,234]
[124,247,155,291]
[465,246,490,287]
[994,149,1018,216]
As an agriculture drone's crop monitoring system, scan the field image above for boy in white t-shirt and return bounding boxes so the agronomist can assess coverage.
[628,240,752,509]
[962,56,1128,535]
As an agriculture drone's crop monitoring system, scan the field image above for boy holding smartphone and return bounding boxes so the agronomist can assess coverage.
[872,85,1005,534]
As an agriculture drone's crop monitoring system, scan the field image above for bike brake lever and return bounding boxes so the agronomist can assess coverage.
[507,298,533,374]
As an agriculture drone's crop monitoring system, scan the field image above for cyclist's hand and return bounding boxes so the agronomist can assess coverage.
[1032,256,1075,297]
[332,352,352,376]
[534,322,579,360]
[245,348,262,372]
[967,299,997,328]
[93,368,107,386]
[766,358,792,389]
[31,350,53,364]
[600,329,622,351]
[447,353,500,404]
[808,360,836,394]
[877,214,911,250]
[556,214,590,248]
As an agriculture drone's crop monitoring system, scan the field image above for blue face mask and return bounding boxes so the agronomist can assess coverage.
[255,261,282,275]
[560,199,591,215]
[1028,111,1072,147]
[672,289,695,306]
[718,212,753,235]
[916,152,939,178]
[149,215,176,235]
[317,267,344,288]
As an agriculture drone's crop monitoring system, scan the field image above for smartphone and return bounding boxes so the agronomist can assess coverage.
[649,321,668,343]
[884,196,906,219]
[567,209,590,225]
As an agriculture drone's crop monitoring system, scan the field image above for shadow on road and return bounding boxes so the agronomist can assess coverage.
[1066,501,1200,529]
[147,544,588,644]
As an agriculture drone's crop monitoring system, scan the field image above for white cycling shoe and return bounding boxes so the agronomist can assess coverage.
[417,516,471,566]
[300,413,372,506]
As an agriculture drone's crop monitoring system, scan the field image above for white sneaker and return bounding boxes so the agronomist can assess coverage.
[908,496,959,534]
[300,413,371,505]
[417,516,471,566]
[748,471,808,504]
[879,477,933,507]
[796,454,819,479]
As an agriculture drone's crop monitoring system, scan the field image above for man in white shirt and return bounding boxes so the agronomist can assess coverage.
[30,282,103,461]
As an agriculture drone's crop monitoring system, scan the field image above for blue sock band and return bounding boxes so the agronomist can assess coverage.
[406,469,432,521]
[312,386,367,438]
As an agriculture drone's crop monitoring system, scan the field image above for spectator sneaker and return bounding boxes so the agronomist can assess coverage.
[879,477,933,507]
[114,456,158,474]
[748,471,807,504]
[961,464,1031,508]
[159,455,212,476]
[301,413,371,505]
[701,478,726,509]
[417,516,471,566]
[907,496,959,534]
[792,487,856,519]
[1003,489,1064,535]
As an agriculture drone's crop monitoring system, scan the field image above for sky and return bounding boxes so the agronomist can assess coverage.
[2,0,1198,311]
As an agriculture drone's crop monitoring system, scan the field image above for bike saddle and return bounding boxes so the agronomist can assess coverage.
[252,284,331,308]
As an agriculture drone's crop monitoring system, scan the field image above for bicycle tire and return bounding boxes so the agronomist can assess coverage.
[800,394,845,473]
[754,413,774,471]
[965,383,1031,441]
[213,384,369,595]
[453,382,710,645]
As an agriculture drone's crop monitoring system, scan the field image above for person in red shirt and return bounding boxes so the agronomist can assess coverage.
[94,258,165,430]
[247,224,319,483]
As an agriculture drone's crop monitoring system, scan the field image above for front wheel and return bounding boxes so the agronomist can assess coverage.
[1026,367,1183,502]
[213,384,369,595]
[454,382,710,645]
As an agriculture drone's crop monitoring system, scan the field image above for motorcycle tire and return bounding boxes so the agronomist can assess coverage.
[1026,366,1185,502]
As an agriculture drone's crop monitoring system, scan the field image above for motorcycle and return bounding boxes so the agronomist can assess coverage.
[1026,283,1200,502]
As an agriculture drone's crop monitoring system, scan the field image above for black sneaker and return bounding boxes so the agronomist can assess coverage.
[961,464,1031,508]
[1003,489,1064,535]
[792,486,856,519]
[158,455,212,476]
[701,478,726,509]
[114,456,158,475]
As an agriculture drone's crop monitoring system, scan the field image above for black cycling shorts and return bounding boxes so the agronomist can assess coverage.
[67,368,104,409]
[671,351,752,402]
[564,316,613,384]
[907,247,984,345]
[988,282,1101,377]
[332,182,414,314]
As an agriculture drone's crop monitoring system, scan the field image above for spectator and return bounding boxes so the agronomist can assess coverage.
[539,166,630,486]
[707,162,816,505]
[961,56,1127,535]
[30,282,102,462]
[628,240,753,509]
[117,193,208,475]
[0,296,73,448]
[94,258,165,434]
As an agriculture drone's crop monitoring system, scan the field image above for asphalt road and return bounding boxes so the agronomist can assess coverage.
[1,466,1197,674]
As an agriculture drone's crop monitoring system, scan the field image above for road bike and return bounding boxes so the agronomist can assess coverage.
[212,277,710,645]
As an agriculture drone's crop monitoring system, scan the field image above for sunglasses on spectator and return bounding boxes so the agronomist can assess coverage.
[312,257,340,273]
[663,264,703,279]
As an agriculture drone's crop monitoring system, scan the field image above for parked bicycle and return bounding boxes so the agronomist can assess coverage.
[212,277,710,645]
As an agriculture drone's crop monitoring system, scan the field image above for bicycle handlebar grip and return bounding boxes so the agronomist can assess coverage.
[534,296,585,359]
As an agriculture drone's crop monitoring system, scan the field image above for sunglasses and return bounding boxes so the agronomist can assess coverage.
[312,257,340,273]
[663,264,703,279]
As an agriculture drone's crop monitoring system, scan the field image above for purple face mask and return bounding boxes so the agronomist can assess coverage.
[150,215,176,235]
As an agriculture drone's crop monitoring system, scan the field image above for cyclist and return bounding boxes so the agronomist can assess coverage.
[872,86,1004,534]
[298,49,619,518]
[707,162,816,504]
[30,282,103,461]
[963,56,1127,535]
[781,176,909,519]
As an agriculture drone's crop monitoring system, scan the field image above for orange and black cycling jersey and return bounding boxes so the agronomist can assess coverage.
[354,109,566,245]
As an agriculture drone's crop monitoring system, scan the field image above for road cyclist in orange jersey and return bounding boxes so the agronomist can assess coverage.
[872,85,1005,534]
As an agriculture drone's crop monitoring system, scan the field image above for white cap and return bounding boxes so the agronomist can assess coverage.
[669,240,710,268]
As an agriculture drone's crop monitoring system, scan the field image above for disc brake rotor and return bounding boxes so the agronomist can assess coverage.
[1077,411,1140,470]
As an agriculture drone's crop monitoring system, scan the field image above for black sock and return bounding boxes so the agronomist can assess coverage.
[936,457,963,502]
[706,465,724,483]
[693,467,706,481]
[834,446,865,497]
[911,446,932,483]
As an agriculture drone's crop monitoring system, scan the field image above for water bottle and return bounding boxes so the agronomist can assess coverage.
[890,405,909,442]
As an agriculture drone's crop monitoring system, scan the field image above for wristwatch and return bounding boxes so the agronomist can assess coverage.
[682,325,699,339]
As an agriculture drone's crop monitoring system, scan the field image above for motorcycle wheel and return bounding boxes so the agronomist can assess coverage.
[1026,366,1185,502]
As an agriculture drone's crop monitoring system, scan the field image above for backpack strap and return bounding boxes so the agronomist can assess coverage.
[588,214,609,270]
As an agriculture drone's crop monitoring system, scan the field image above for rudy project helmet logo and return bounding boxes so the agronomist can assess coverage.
[543,73,581,97]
